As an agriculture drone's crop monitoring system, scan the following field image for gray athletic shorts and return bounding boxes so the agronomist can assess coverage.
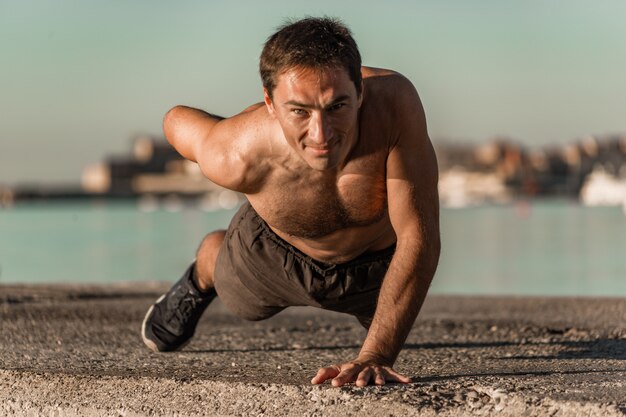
[213,202,395,328]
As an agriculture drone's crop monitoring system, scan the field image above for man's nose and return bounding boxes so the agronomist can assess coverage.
[308,113,333,145]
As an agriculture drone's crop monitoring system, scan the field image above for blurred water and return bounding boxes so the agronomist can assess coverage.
[1,200,625,296]
[435,201,626,296]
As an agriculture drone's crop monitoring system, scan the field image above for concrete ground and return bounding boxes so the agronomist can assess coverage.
[0,283,624,416]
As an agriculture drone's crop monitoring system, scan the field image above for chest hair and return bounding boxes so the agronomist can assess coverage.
[262,173,387,239]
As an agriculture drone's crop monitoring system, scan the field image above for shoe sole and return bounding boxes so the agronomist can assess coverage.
[141,295,165,352]
[141,295,192,353]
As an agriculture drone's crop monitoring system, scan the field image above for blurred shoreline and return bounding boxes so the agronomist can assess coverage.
[1,133,626,209]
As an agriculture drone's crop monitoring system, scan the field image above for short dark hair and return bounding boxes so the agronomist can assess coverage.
[259,17,362,99]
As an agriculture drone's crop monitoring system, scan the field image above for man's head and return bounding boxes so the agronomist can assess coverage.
[260,18,363,171]
[259,17,362,100]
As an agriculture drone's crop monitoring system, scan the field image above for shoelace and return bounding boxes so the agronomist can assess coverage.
[174,295,200,326]
[165,285,201,327]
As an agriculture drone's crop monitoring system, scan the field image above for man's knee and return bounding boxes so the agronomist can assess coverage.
[194,230,227,289]
[196,230,226,257]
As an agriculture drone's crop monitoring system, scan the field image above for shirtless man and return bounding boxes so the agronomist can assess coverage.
[142,17,440,387]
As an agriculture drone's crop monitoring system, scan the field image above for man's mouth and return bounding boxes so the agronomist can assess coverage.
[305,145,331,156]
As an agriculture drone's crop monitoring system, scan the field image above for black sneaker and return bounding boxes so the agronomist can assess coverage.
[141,262,217,352]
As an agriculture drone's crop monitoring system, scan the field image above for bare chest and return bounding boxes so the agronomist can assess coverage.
[253,155,388,239]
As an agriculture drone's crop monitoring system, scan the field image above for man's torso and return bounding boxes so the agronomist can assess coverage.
[233,68,404,263]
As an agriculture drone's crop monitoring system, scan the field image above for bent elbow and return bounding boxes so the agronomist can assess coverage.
[162,105,187,146]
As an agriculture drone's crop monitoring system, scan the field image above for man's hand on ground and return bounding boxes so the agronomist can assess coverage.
[310,359,411,387]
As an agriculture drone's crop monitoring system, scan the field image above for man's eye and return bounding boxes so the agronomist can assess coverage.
[329,103,345,111]
[292,109,307,115]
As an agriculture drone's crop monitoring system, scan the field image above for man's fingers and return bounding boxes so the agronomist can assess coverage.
[374,367,386,385]
[331,364,361,387]
[382,367,411,384]
[312,363,411,386]
[311,366,340,384]
[311,365,341,385]
[355,367,372,387]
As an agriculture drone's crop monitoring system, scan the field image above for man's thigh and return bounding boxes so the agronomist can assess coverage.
[213,262,285,321]
[212,201,309,320]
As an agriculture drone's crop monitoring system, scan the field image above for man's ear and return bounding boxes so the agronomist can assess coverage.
[357,80,364,108]
[263,88,276,117]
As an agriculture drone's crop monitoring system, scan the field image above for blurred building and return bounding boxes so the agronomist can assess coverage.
[81,135,222,197]
[3,133,626,208]
[1,135,242,208]
[435,134,626,207]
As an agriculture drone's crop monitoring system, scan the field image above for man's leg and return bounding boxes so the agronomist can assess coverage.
[193,230,226,292]
[141,230,225,352]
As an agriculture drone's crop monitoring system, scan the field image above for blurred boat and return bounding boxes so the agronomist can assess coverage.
[438,167,511,208]
[579,166,626,207]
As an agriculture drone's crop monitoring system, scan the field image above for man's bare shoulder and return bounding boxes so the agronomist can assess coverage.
[223,102,274,150]
[239,102,266,115]
[203,103,276,193]
[362,66,419,104]
[360,67,424,143]
[361,66,399,79]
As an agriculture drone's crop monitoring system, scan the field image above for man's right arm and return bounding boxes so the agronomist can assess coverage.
[162,104,268,193]
[162,105,224,163]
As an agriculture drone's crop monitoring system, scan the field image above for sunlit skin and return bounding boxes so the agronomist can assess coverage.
[264,66,363,172]
[162,65,441,387]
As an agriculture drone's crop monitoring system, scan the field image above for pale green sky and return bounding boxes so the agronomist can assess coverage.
[1,0,625,185]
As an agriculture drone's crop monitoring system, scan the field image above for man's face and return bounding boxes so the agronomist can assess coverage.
[264,66,363,171]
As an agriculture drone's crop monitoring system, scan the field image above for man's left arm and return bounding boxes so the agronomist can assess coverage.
[312,77,441,387]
